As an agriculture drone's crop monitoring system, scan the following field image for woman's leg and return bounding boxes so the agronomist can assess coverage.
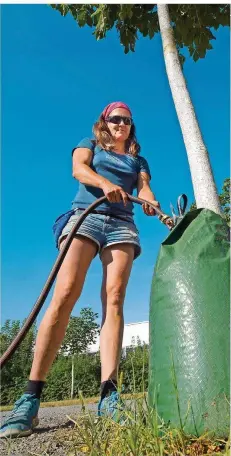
[30,236,97,381]
[100,244,134,382]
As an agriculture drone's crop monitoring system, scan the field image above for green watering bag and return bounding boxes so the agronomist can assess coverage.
[148,209,230,437]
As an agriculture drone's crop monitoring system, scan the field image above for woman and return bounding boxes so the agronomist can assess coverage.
[0,101,165,438]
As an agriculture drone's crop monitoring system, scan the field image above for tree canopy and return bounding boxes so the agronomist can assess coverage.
[51,4,230,63]
[190,177,230,224]
[0,315,150,404]
[0,320,37,403]
[60,308,100,356]
[219,178,230,224]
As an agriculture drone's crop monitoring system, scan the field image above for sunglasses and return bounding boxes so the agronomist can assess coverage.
[105,115,133,126]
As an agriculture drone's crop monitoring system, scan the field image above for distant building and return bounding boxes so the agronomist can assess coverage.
[88,321,149,353]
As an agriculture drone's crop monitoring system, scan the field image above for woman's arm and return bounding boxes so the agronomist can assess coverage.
[72,147,128,205]
[137,172,160,216]
[72,147,104,188]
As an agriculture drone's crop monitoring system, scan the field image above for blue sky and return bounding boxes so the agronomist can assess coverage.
[1,5,230,327]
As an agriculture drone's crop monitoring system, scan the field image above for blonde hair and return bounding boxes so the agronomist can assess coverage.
[93,115,141,157]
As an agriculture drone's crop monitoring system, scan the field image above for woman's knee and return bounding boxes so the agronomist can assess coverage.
[104,286,125,315]
[51,282,80,315]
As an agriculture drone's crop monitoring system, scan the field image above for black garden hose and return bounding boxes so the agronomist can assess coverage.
[0,194,173,369]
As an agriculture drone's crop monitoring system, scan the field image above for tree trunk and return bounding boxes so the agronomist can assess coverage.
[157,4,222,215]
[71,355,74,399]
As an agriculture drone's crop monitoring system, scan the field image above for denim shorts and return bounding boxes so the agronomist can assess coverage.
[58,210,141,260]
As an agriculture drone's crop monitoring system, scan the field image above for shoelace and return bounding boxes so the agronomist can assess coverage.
[6,397,34,421]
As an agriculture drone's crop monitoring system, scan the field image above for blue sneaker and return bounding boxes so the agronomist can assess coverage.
[0,393,40,438]
[98,391,127,424]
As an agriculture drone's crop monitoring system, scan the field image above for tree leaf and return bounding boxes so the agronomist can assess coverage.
[51,4,230,62]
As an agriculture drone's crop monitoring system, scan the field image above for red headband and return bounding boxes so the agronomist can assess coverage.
[102,102,132,119]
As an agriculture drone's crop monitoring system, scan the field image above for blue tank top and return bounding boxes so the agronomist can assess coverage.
[71,137,151,217]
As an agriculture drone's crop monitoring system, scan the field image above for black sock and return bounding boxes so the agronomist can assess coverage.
[25,380,45,400]
[100,379,117,400]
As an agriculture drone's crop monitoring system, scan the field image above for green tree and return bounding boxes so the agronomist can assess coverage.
[0,320,37,404]
[52,4,229,214]
[120,341,149,394]
[190,177,230,224]
[43,352,101,401]
[219,178,230,224]
[51,4,229,60]
[60,307,100,398]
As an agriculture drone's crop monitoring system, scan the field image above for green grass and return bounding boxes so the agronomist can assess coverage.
[1,392,230,455]
[1,392,230,456]
[53,392,230,456]
[51,361,230,456]
[1,360,230,455]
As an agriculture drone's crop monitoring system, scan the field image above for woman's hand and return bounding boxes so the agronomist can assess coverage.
[142,200,160,216]
[165,218,174,230]
[100,180,128,206]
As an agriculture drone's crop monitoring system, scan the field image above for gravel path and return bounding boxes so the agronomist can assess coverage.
[0,403,98,456]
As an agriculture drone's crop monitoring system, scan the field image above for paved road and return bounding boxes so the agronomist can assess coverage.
[0,403,98,456]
